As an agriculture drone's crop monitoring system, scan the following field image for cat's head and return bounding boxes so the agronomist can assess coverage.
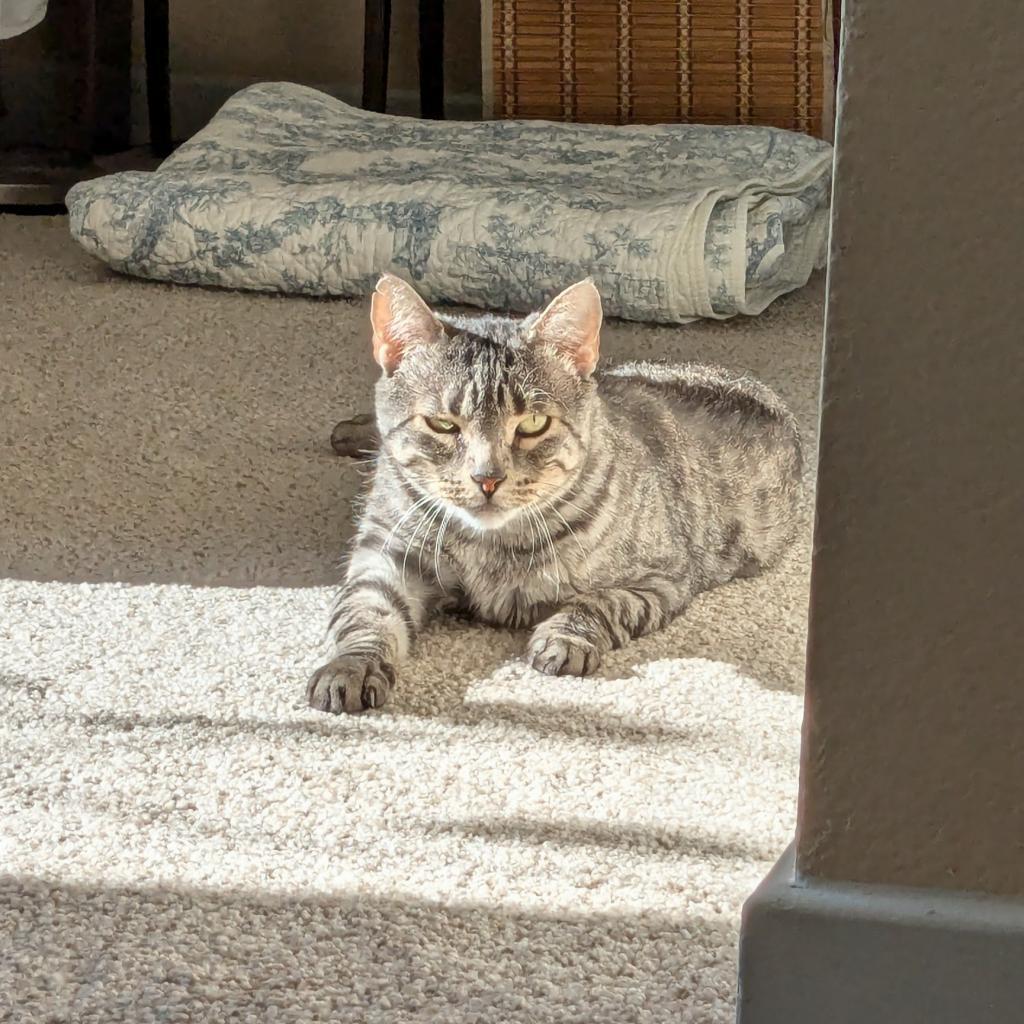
[369,273,603,531]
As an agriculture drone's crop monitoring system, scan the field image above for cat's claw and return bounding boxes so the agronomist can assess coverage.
[527,632,602,677]
[306,654,396,714]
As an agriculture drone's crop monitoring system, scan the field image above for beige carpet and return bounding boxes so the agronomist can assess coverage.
[0,215,822,1023]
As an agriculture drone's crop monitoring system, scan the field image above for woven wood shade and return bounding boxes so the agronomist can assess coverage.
[484,0,834,138]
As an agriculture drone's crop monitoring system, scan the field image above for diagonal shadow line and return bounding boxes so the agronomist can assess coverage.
[427,698,695,744]
[2,674,695,746]
[0,677,377,741]
[411,814,773,862]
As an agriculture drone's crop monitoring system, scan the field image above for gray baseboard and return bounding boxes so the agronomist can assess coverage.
[737,845,1024,1024]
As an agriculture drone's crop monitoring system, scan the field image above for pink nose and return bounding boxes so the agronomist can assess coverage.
[472,473,505,496]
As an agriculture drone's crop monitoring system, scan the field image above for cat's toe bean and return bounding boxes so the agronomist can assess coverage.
[528,634,601,677]
[306,655,395,714]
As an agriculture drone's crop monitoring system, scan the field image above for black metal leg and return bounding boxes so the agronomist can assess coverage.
[81,0,98,154]
[145,0,172,157]
[91,0,133,153]
[362,0,392,113]
[418,0,445,119]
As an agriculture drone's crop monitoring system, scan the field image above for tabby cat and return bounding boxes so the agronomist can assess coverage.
[309,274,802,714]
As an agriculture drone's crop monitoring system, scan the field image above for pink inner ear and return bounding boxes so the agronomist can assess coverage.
[371,292,401,372]
[370,275,440,373]
[574,335,600,375]
[533,279,603,376]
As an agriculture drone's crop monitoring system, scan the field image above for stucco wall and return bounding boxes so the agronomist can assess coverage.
[797,0,1024,894]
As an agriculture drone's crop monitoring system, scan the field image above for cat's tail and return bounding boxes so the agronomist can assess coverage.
[330,413,378,460]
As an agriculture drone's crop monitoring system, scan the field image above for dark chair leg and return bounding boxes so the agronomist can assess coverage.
[91,0,133,153]
[145,0,172,157]
[362,0,392,113]
[80,0,98,154]
[418,0,445,119]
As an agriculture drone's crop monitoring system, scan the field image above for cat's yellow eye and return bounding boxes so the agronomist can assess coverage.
[424,416,460,434]
[516,413,552,438]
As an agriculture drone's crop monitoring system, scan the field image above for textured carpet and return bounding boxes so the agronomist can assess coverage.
[0,215,822,1023]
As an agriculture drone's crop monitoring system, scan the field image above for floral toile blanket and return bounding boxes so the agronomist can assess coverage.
[67,82,832,323]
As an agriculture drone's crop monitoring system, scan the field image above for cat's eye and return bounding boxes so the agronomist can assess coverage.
[516,413,552,438]
[424,416,460,434]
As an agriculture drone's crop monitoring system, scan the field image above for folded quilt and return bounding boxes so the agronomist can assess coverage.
[67,82,832,323]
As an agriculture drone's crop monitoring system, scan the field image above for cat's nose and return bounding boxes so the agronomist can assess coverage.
[471,471,506,497]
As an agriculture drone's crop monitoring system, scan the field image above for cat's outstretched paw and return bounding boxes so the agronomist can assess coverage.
[527,631,602,677]
[307,654,396,714]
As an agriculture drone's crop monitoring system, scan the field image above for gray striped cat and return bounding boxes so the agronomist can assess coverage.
[308,274,802,714]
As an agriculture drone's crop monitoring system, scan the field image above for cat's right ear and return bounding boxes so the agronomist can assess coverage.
[370,273,442,375]
[528,278,603,377]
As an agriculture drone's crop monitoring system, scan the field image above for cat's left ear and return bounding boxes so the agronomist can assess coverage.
[528,279,603,377]
[370,273,444,375]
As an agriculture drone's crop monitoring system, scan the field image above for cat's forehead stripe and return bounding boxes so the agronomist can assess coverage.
[445,384,466,416]
[441,336,529,417]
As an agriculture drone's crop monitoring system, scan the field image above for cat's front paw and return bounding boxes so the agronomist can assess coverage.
[527,630,602,677]
[307,654,396,714]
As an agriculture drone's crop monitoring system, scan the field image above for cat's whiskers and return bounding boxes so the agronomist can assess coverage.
[546,505,593,585]
[546,495,597,523]
[528,504,562,600]
[401,498,443,585]
[413,501,446,580]
[523,505,540,574]
[433,508,453,592]
[381,493,435,555]
[533,484,599,525]
[350,452,382,478]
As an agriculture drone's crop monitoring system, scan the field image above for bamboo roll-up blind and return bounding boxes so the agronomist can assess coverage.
[483,0,835,139]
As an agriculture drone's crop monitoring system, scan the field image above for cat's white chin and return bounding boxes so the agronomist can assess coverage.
[453,504,521,532]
